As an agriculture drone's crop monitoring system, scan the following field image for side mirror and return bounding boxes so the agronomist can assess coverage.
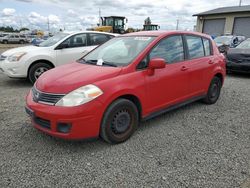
[148,58,166,75]
[56,43,69,50]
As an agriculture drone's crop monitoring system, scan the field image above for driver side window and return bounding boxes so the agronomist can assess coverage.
[62,34,87,48]
[150,35,184,64]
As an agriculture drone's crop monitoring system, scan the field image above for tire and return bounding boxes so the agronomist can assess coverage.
[20,40,24,44]
[100,99,139,144]
[203,76,222,104]
[119,29,125,34]
[3,40,8,44]
[28,62,52,84]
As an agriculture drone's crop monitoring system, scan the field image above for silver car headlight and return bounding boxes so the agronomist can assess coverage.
[55,84,103,107]
[8,52,27,62]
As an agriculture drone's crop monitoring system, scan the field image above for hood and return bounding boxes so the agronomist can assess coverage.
[36,62,122,93]
[227,48,250,63]
[1,45,47,56]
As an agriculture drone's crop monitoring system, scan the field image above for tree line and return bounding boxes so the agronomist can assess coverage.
[0,26,29,33]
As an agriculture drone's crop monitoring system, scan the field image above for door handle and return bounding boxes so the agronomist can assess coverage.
[208,60,214,64]
[181,66,188,71]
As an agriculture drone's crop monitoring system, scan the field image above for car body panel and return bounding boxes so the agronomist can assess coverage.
[226,48,250,73]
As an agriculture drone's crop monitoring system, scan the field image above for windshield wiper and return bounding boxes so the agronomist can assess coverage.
[78,59,97,65]
[102,61,117,67]
[78,59,117,67]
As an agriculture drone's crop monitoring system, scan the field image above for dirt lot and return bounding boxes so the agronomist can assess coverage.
[0,47,250,187]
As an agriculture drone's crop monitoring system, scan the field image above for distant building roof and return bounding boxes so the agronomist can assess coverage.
[193,5,250,16]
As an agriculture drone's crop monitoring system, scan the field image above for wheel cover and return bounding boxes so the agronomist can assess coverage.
[111,110,131,134]
[211,83,218,98]
[34,67,49,79]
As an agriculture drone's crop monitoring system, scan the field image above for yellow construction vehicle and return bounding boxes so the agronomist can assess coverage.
[143,17,160,31]
[93,16,127,34]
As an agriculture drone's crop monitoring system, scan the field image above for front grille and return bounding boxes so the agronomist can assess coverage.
[32,87,65,105]
[34,116,51,129]
[0,55,7,61]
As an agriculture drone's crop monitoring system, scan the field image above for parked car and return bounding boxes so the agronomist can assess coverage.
[215,35,246,53]
[0,33,29,44]
[25,31,226,144]
[0,33,9,40]
[0,31,117,83]
[226,38,250,73]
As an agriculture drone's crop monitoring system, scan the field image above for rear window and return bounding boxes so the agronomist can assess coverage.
[186,35,204,59]
[203,38,212,56]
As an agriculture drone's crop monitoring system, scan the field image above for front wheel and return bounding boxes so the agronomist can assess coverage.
[100,99,139,144]
[28,62,52,84]
[203,76,222,104]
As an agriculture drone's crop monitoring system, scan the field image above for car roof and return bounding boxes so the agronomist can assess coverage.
[123,30,211,39]
[62,31,118,36]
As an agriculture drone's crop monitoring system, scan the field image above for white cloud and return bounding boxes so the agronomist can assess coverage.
[28,11,47,24]
[2,8,16,17]
[48,14,60,24]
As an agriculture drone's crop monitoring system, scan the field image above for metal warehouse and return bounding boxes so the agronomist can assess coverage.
[193,5,250,37]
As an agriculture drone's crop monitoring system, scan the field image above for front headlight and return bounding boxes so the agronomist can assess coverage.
[55,84,103,107]
[8,52,27,62]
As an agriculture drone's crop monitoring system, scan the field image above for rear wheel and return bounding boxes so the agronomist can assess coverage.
[100,99,139,144]
[20,40,24,44]
[28,62,52,84]
[203,76,222,104]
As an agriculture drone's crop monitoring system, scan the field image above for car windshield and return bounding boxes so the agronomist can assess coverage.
[236,39,250,49]
[214,36,232,45]
[81,36,155,67]
[39,33,69,47]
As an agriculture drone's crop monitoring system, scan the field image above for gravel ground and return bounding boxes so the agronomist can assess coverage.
[0,48,250,187]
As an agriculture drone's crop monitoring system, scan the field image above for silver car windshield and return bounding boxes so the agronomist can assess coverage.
[236,39,250,49]
[82,36,155,66]
[39,33,69,47]
[214,36,232,45]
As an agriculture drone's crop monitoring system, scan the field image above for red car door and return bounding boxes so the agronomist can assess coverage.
[184,35,214,97]
[143,35,190,114]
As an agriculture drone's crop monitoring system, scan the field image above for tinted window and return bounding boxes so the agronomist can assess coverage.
[150,35,184,64]
[89,34,112,46]
[203,38,212,56]
[186,36,204,59]
[63,34,87,48]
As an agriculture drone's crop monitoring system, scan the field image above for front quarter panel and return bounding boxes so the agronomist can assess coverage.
[94,70,148,117]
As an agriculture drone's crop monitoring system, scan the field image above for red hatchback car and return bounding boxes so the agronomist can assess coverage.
[25,31,226,144]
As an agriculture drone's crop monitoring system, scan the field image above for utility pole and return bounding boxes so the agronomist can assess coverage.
[239,0,242,6]
[176,19,179,30]
[47,17,50,33]
[99,8,101,26]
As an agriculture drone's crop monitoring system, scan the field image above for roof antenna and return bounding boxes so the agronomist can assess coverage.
[239,0,242,6]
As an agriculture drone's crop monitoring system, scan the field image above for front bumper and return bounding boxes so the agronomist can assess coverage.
[25,90,104,140]
[0,59,27,78]
[226,60,250,73]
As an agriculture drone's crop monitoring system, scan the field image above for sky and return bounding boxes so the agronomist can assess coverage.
[1,0,250,32]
